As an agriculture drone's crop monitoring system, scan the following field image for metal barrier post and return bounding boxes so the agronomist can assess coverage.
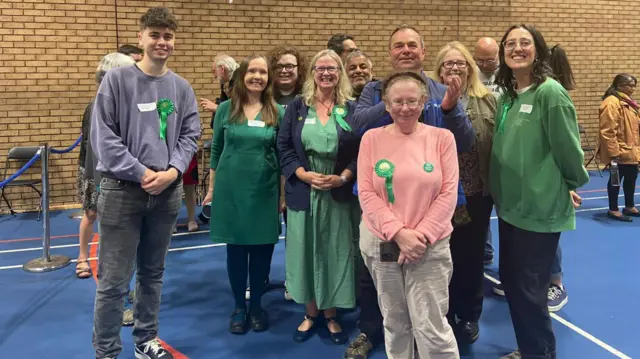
[23,143,71,273]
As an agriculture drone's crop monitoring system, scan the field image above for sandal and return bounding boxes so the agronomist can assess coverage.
[187,220,199,232]
[75,259,92,279]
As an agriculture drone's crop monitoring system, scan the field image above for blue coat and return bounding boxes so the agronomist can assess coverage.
[351,74,475,206]
[277,96,360,211]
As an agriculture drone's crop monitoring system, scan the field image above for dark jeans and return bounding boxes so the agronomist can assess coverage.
[93,178,182,359]
[227,243,275,314]
[608,163,638,211]
[550,245,562,282]
[356,259,384,346]
[448,194,493,323]
[499,218,559,359]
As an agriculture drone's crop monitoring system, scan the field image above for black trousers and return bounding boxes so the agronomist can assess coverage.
[448,194,493,323]
[608,163,638,211]
[356,259,384,346]
[227,243,275,314]
[499,219,559,359]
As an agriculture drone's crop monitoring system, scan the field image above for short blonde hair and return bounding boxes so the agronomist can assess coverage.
[431,41,489,98]
[301,49,353,107]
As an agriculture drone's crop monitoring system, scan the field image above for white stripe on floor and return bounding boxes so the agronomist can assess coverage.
[483,273,632,359]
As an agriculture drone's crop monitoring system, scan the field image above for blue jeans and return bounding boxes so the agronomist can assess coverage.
[484,227,494,256]
[92,178,182,359]
[550,245,563,282]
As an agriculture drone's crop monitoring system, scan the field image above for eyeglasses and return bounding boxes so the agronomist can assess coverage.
[274,64,297,72]
[313,66,339,74]
[442,61,467,69]
[503,38,533,52]
[389,99,422,110]
[474,58,497,66]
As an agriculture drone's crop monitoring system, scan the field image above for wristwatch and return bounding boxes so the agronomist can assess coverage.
[340,174,348,185]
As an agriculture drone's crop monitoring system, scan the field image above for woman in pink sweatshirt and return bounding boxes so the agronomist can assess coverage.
[357,71,460,359]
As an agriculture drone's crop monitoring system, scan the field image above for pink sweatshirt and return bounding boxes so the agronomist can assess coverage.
[357,124,459,244]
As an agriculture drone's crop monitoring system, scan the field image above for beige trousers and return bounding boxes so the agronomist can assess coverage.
[360,222,459,359]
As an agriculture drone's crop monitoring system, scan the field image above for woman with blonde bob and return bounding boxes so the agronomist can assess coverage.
[277,49,360,345]
[430,41,496,344]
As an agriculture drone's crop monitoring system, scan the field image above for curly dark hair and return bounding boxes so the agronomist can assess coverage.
[495,24,553,101]
[266,45,307,100]
[139,7,179,31]
[327,34,354,55]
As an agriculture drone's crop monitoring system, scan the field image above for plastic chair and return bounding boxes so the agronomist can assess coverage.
[579,124,602,177]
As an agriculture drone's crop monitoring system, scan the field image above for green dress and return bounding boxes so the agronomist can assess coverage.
[285,107,357,310]
[209,101,284,245]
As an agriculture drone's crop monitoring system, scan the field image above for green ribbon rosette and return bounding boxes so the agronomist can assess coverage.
[157,98,175,141]
[375,159,395,204]
[496,101,512,135]
[333,105,352,132]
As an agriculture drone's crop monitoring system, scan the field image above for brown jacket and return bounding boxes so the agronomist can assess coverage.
[599,95,640,165]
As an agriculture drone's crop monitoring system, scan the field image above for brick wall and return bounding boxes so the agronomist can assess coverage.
[0,0,635,212]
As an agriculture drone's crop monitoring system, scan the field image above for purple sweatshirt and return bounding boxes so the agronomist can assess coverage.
[90,65,201,183]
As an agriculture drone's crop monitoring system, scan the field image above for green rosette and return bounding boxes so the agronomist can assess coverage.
[375,159,395,204]
[333,105,352,132]
[157,98,175,141]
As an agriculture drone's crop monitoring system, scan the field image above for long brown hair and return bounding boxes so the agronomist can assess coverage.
[229,54,279,127]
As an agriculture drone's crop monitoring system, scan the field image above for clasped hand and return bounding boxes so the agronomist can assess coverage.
[301,171,342,191]
[141,168,178,195]
[392,228,429,265]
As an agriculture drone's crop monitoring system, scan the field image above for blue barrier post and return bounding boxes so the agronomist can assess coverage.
[23,143,71,273]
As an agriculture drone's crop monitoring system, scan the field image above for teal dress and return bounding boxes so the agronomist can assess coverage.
[285,107,357,310]
[209,101,284,245]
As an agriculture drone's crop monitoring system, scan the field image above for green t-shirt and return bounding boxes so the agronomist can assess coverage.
[490,78,589,233]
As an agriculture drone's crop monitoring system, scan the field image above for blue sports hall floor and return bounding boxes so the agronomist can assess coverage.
[0,171,636,359]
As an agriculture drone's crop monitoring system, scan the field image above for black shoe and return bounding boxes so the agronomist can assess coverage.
[456,321,479,344]
[608,211,633,222]
[229,309,249,335]
[326,317,348,345]
[622,208,640,217]
[344,333,374,359]
[293,315,317,343]
[134,338,174,359]
[250,311,269,332]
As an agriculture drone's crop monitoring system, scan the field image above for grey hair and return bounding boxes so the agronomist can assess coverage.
[214,54,240,78]
[346,50,373,68]
[95,52,136,84]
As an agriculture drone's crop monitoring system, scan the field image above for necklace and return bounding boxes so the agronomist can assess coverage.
[315,97,334,116]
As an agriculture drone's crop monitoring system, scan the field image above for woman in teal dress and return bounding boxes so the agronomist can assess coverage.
[277,49,361,345]
[203,54,285,335]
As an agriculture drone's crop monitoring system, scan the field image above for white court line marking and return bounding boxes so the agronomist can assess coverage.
[490,203,640,220]
[0,235,285,267]
[483,273,632,359]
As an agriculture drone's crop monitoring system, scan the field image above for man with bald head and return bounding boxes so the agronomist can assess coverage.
[474,37,500,98]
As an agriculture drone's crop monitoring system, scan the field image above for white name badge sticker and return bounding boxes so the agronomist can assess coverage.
[305,117,317,125]
[137,102,157,112]
[519,104,533,114]
[247,119,265,127]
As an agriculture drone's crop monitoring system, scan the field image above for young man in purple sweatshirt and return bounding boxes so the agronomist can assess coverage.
[90,7,200,359]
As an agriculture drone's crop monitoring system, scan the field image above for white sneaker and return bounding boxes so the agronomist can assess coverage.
[501,349,521,359]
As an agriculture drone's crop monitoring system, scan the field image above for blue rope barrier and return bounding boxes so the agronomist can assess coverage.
[50,135,82,154]
[0,149,42,189]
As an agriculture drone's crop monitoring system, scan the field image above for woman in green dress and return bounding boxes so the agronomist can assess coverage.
[277,49,360,345]
[203,54,285,335]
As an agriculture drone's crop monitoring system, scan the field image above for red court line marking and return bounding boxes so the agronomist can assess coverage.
[576,188,607,194]
[0,233,80,244]
[89,233,189,359]
[0,222,193,244]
